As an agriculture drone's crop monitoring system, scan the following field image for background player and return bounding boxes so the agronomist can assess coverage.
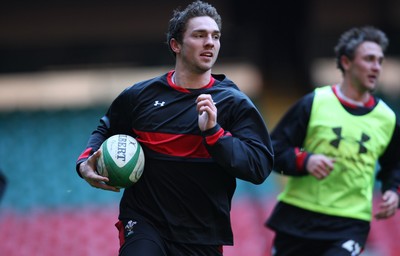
[265,26,400,255]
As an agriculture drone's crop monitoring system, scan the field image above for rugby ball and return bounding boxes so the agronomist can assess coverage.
[96,134,144,188]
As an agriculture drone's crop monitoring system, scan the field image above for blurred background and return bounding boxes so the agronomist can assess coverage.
[1,0,400,255]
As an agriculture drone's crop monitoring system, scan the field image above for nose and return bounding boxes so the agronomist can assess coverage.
[204,34,214,47]
[372,60,381,72]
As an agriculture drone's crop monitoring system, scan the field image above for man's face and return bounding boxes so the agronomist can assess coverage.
[177,16,221,73]
[345,41,384,92]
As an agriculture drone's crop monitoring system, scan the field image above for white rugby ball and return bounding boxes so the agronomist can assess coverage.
[96,134,144,188]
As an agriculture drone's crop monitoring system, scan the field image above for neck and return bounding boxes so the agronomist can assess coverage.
[338,83,370,104]
[172,70,212,89]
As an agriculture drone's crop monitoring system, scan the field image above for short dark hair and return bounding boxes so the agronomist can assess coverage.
[334,26,389,73]
[166,0,222,57]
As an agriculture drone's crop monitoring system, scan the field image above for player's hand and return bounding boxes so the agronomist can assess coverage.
[79,150,120,192]
[306,154,335,180]
[374,190,398,220]
[196,94,217,131]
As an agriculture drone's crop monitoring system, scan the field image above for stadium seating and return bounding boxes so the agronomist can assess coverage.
[0,108,399,256]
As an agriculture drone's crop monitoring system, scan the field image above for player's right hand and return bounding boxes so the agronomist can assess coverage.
[79,150,120,192]
[306,154,335,180]
[196,94,217,131]
[374,190,399,220]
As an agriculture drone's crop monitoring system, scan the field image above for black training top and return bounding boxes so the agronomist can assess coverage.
[77,71,274,245]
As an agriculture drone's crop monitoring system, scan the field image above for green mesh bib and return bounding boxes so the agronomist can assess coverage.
[278,86,396,221]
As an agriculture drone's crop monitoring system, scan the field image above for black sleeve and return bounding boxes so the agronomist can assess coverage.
[271,92,314,176]
[204,97,274,185]
[376,118,400,200]
[75,88,134,171]
[0,169,6,202]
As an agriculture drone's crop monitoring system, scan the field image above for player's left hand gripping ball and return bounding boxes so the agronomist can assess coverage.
[96,134,145,188]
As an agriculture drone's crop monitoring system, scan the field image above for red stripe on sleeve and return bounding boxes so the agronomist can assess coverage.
[205,128,228,146]
[295,147,308,172]
[77,148,92,161]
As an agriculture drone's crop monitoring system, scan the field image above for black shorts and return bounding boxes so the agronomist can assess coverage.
[116,219,223,256]
[271,231,364,256]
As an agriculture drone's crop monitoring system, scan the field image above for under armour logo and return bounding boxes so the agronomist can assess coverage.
[330,127,370,153]
[154,101,165,107]
[341,240,361,255]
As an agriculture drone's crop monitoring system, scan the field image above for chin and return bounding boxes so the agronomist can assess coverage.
[367,84,377,93]
[197,65,213,73]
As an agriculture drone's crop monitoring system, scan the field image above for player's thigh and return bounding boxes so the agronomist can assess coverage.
[116,218,167,256]
[167,242,223,256]
[120,238,165,256]
[271,233,352,256]
[271,232,314,256]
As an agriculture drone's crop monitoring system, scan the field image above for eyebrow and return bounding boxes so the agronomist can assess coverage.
[192,29,221,34]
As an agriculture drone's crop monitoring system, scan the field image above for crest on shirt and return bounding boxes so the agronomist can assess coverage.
[125,220,137,237]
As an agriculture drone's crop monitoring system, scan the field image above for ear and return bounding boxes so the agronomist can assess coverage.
[170,38,181,54]
[341,55,351,71]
